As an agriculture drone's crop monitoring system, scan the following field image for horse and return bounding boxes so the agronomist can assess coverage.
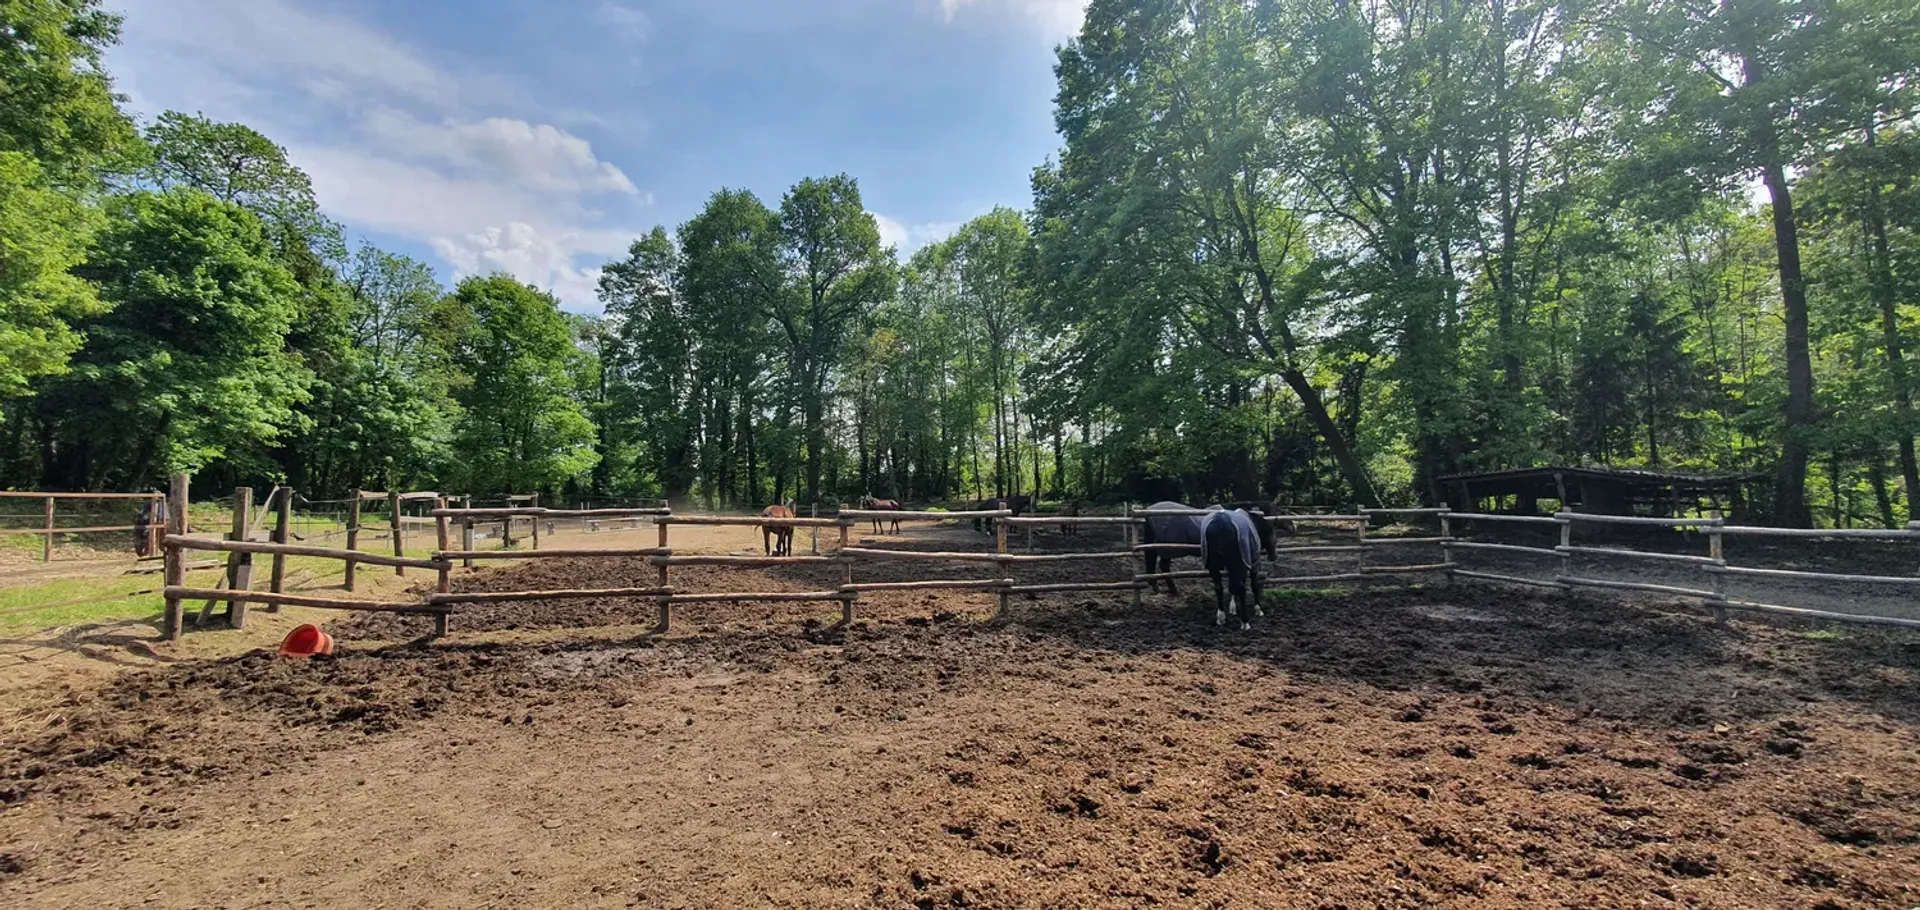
[760,503,796,556]
[1203,507,1277,630]
[1058,500,1081,536]
[1227,500,1298,539]
[1138,501,1210,594]
[970,494,1031,534]
[859,496,902,534]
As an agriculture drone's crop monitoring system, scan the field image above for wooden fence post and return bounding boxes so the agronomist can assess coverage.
[461,516,475,569]
[838,504,853,625]
[389,490,403,576]
[811,502,819,555]
[1557,510,1572,585]
[531,492,542,550]
[1438,503,1454,586]
[1354,510,1367,578]
[268,487,292,606]
[654,513,671,632]
[344,490,361,592]
[434,495,452,638]
[227,487,253,628]
[162,473,189,641]
[1707,511,1727,625]
[1129,503,1142,607]
[41,496,54,563]
[995,500,1009,616]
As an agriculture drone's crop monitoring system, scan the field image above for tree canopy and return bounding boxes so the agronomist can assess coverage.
[2,0,1918,528]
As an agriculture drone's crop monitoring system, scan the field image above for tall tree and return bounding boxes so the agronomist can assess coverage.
[446,275,599,496]
[36,188,308,488]
[773,175,893,505]
[1609,0,1920,524]
[0,0,141,183]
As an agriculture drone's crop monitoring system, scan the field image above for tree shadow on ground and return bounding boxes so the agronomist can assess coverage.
[1003,582,1920,730]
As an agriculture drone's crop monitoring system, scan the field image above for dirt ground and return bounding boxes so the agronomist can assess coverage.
[2,520,1918,909]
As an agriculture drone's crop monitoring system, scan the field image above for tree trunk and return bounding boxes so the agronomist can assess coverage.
[1737,45,1815,527]
[1279,368,1379,507]
[1869,457,1895,529]
[1863,131,1919,519]
[803,369,825,507]
[1762,156,1815,527]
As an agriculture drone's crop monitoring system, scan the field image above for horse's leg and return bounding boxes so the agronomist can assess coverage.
[1229,566,1250,630]
[1211,569,1228,626]
[1252,565,1266,617]
[763,527,771,556]
[1165,553,1179,595]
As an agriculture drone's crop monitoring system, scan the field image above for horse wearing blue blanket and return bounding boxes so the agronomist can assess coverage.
[1202,507,1275,630]
[1139,502,1277,629]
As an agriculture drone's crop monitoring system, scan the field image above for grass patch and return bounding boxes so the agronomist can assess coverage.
[1798,628,1848,641]
[0,547,440,633]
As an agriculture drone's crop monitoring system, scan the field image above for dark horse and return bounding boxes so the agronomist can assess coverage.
[859,496,902,534]
[1138,501,1207,594]
[1139,502,1280,599]
[969,494,1031,533]
[1203,507,1276,630]
[760,504,796,556]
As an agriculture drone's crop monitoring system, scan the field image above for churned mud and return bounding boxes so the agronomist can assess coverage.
[2,530,1917,909]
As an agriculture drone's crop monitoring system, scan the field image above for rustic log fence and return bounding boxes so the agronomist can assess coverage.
[0,490,165,560]
[151,473,1920,642]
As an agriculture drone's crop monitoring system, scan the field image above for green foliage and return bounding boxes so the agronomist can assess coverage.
[445,275,599,494]
[0,151,103,415]
[0,0,141,183]
[3,0,1919,530]
[37,188,309,487]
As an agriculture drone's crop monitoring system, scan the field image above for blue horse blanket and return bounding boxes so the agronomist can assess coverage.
[1201,508,1262,571]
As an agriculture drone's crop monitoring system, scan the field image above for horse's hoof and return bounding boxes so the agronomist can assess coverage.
[1255,607,1265,617]
[1239,622,1250,631]
[1214,610,1225,626]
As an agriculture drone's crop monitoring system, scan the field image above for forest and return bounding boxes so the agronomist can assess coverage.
[1,0,1917,527]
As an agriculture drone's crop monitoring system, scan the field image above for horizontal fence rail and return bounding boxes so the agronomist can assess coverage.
[149,481,1920,641]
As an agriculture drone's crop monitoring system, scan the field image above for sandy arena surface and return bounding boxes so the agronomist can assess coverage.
[2,521,1917,909]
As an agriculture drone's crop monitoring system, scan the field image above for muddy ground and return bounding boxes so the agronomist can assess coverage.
[1,521,1917,909]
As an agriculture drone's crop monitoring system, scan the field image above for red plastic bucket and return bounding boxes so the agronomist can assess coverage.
[278,624,334,658]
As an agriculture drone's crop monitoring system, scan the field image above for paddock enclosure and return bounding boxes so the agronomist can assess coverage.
[3,510,1919,910]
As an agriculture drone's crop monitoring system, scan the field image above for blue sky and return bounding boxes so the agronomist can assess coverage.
[104,0,1086,310]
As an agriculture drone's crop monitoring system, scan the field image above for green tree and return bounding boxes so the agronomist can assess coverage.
[36,188,308,488]
[139,111,325,238]
[0,152,103,418]
[445,275,599,495]
[1605,0,1920,524]
[0,0,141,183]
[774,175,893,504]
[289,244,459,494]
[599,227,696,500]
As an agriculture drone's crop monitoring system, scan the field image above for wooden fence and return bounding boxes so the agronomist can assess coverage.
[153,474,1920,641]
[0,490,165,561]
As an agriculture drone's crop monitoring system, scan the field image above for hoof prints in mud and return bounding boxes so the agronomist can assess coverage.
[3,576,1919,908]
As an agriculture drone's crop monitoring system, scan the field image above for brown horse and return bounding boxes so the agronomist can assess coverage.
[1058,500,1081,536]
[859,496,902,534]
[760,504,795,556]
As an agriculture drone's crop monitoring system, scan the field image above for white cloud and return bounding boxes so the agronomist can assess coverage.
[432,225,611,310]
[110,0,649,311]
[361,109,639,196]
[938,0,1088,39]
[875,214,963,255]
[116,0,454,111]
[597,2,654,44]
